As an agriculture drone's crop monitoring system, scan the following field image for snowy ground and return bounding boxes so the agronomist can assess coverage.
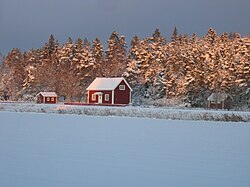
[0,111,250,187]
[0,102,250,122]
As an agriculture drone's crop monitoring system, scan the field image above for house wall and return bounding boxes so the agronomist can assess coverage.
[44,97,57,104]
[114,80,131,104]
[208,102,223,109]
[208,100,231,110]
[37,94,57,104]
[88,90,112,104]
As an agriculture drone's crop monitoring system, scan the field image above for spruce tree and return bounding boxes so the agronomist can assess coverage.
[2,48,25,100]
[104,31,127,77]
[92,38,104,77]
[171,26,178,43]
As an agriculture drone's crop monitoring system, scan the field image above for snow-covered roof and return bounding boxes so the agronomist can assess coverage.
[86,77,132,91]
[207,93,228,103]
[36,92,58,97]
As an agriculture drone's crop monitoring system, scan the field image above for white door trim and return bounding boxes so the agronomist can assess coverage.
[98,95,102,104]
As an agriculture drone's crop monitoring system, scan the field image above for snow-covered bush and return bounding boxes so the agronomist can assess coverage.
[140,97,185,108]
[0,103,249,122]
[18,94,36,102]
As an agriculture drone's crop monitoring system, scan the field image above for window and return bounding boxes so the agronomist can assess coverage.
[46,97,50,102]
[92,94,96,101]
[105,94,109,101]
[51,97,54,102]
[119,85,125,90]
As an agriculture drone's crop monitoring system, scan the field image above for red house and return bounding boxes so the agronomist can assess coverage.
[86,77,132,105]
[36,92,58,104]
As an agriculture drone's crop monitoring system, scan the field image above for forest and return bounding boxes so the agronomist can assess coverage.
[0,28,249,109]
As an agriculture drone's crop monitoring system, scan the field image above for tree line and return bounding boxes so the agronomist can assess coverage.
[0,28,249,108]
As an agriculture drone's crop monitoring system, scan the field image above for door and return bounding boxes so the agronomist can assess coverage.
[98,95,102,104]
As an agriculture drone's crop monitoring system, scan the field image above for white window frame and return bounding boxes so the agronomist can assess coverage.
[105,94,109,101]
[92,94,96,101]
[51,97,54,102]
[119,85,125,90]
[46,97,50,102]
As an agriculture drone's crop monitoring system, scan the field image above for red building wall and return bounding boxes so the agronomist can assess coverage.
[44,97,57,104]
[88,90,112,104]
[114,80,131,104]
[37,94,57,104]
[208,100,231,110]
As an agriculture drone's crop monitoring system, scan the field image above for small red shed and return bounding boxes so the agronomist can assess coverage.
[36,92,58,104]
[86,77,132,105]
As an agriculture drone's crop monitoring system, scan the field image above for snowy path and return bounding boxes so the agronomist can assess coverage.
[0,112,250,187]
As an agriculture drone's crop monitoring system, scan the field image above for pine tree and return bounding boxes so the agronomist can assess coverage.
[189,33,197,44]
[1,28,249,108]
[37,36,60,92]
[124,35,142,85]
[171,26,178,43]
[92,38,104,77]
[104,31,127,77]
[81,40,95,86]
[40,34,57,59]
[56,37,81,100]
[152,28,167,44]
[22,49,41,95]
[1,48,26,100]
[82,37,90,47]
[204,28,218,45]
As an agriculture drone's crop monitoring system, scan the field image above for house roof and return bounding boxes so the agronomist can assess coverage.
[86,77,132,91]
[207,92,228,103]
[36,92,58,97]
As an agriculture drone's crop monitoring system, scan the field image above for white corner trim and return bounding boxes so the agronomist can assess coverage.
[112,90,114,104]
[87,91,89,103]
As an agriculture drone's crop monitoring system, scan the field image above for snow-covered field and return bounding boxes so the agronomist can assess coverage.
[0,111,250,187]
[1,102,250,122]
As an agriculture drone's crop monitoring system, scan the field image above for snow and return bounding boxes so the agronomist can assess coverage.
[86,77,132,91]
[0,102,250,122]
[0,112,250,187]
[36,92,58,97]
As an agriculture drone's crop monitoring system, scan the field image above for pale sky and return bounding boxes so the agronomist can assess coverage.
[0,0,249,54]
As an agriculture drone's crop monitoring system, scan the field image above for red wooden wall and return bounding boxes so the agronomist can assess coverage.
[114,80,131,104]
[88,90,112,104]
[37,94,57,104]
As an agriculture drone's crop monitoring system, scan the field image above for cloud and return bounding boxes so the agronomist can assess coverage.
[0,0,249,54]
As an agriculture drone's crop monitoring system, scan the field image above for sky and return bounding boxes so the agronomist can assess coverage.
[0,0,249,55]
